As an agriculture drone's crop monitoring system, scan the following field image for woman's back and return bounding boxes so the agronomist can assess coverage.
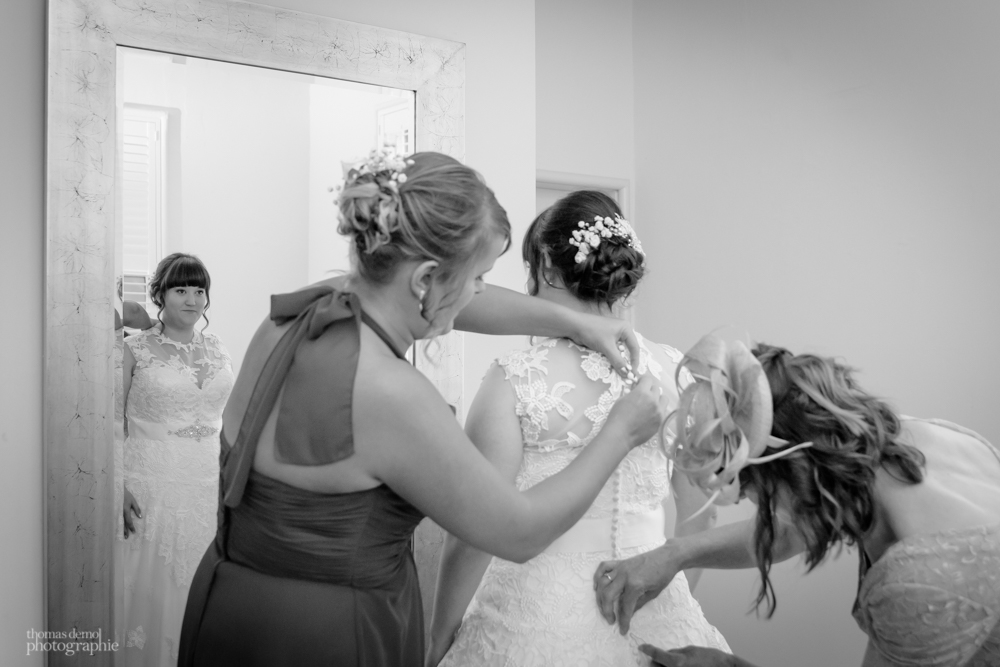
[439,335,730,666]
[872,418,1000,554]
[504,334,678,523]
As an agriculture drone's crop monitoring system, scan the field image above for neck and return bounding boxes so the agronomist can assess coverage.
[346,275,416,354]
[159,320,196,344]
[535,282,620,319]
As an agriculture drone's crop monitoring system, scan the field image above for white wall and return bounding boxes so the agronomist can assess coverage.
[308,83,411,285]
[536,0,635,186]
[0,0,44,664]
[632,1,1000,665]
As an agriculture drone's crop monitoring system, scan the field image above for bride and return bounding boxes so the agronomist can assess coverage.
[117,253,235,665]
[429,191,730,666]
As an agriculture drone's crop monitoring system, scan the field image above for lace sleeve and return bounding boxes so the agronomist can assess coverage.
[658,343,694,390]
[123,331,152,369]
[205,333,233,372]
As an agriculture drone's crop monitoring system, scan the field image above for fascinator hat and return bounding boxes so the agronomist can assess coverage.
[665,335,813,513]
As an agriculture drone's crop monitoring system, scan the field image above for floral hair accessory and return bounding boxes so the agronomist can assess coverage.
[567,214,644,265]
[332,148,415,196]
[331,149,415,254]
[663,334,813,518]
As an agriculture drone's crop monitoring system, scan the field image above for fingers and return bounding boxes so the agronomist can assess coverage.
[631,373,655,393]
[620,327,641,377]
[638,644,680,666]
[612,342,637,383]
[616,586,642,635]
[594,565,625,625]
[123,497,142,538]
[594,561,613,590]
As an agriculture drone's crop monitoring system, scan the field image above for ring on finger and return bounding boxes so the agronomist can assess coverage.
[602,572,613,581]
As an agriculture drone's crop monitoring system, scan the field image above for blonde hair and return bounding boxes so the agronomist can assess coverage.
[337,152,510,288]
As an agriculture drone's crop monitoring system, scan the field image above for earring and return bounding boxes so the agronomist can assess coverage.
[418,289,426,301]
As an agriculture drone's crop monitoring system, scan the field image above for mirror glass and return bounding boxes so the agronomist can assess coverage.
[116,46,416,374]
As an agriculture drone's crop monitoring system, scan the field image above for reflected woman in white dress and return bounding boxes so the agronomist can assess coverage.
[429,192,730,666]
[117,253,235,665]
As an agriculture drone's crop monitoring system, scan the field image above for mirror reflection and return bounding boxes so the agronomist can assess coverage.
[113,47,416,661]
[116,46,415,374]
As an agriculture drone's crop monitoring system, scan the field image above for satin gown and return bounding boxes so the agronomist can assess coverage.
[179,281,426,667]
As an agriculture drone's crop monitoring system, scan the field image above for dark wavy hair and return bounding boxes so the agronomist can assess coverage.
[523,191,645,307]
[148,252,212,329]
[739,344,925,617]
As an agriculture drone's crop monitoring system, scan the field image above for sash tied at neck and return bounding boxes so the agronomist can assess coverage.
[221,283,379,509]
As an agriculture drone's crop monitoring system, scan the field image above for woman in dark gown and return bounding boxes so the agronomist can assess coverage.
[179,151,670,666]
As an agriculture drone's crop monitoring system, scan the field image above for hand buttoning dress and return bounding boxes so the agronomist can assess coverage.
[440,335,730,667]
[116,328,234,666]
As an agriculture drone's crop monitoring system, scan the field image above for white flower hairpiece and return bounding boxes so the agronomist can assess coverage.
[567,214,644,265]
[332,148,415,196]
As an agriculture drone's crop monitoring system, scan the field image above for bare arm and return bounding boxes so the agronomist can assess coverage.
[121,344,142,537]
[358,363,667,563]
[122,300,153,330]
[427,364,524,665]
[594,514,806,634]
[669,469,718,591]
[641,644,764,667]
[454,284,639,378]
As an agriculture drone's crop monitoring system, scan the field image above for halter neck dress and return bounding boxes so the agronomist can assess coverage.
[178,278,425,666]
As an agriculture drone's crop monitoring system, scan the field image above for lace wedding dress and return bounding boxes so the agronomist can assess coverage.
[115,328,234,666]
[440,335,730,667]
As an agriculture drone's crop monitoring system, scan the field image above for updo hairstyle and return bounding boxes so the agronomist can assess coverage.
[148,252,212,327]
[523,191,644,307]
[337,152,511,297]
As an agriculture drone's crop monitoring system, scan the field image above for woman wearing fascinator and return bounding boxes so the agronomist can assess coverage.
[178,154,670,666]
[595,337,1000,667]
[428,191,730,667]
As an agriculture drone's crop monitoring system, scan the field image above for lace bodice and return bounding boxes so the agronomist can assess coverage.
[440,335,730,666]
[124,328,234,429]
[499,335,689,554]
[120,328,235,588]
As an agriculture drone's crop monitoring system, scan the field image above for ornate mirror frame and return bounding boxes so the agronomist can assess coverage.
[46,0,464,656]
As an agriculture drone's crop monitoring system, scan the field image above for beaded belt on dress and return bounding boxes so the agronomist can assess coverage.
[543,504,666,555]
[167,423,219,441]
[125,418,222,443]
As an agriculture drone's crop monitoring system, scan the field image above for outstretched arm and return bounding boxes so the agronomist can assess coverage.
[454,284,639,378]
[427,364,524,666]
[669,470,718,591]
[594,516,805,634]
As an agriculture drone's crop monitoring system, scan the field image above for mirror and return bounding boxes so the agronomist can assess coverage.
[46,1,464,662]
[117,46,416,375]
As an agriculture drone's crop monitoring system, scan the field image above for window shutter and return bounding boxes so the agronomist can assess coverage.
[121,108,166,312]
